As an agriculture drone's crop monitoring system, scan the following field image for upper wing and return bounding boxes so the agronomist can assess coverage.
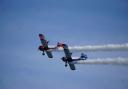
[39,34,48,47]
[63,44,76,70]
[63,44,72,59]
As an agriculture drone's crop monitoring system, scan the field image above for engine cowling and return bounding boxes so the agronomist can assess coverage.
[38,46,44,51]
[61,57,67,62]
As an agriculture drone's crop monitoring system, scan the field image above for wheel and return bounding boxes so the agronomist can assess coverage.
[65,64,67,67]
[65,62,68,67]
[42,53,45,55]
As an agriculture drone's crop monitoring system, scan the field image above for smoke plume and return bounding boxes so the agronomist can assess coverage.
[71,57,128,65]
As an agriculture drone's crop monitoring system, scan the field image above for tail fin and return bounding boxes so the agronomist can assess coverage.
[80,53,87,60]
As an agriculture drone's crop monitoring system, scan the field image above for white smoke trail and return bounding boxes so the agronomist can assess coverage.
[68,43,128,52]
[50,43,128,52]
[70,57,128,65]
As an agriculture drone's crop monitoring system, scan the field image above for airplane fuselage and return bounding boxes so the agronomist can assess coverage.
[61,56,86,63]
[38,45,49,51]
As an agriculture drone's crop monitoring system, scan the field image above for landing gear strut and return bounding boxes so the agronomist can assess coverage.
[61,57,68,67]
[42,51,45,55]
[65,61,68,67]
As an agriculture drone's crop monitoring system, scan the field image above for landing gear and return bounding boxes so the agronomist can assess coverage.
[61,57,68,67]
[65,64,67,67]
[65,62,67,67]
[42,51,45,55]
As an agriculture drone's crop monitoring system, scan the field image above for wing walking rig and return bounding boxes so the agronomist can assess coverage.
[38,34,87,70]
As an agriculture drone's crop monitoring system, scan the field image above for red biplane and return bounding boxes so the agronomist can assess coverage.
[38,34,56,58]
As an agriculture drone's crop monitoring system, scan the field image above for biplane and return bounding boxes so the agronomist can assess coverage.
[38,34,88,70]
[57,43,87,70]
[38,34,56,58]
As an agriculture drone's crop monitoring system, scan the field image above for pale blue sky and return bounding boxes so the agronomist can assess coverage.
[1,0,128,89]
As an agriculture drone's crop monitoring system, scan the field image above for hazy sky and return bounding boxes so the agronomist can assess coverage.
[1,0,128,89]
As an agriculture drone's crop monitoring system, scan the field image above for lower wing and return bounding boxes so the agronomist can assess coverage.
[68,63,75,70]
[46,51,53,58]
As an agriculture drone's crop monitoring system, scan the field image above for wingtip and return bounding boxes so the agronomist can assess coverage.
[39,34,43,36]
[39,34,45,39]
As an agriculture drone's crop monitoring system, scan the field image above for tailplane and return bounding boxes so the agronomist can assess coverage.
[80,53,87,60]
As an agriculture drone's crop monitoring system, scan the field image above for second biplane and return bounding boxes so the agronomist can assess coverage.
[57,43,87,70]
